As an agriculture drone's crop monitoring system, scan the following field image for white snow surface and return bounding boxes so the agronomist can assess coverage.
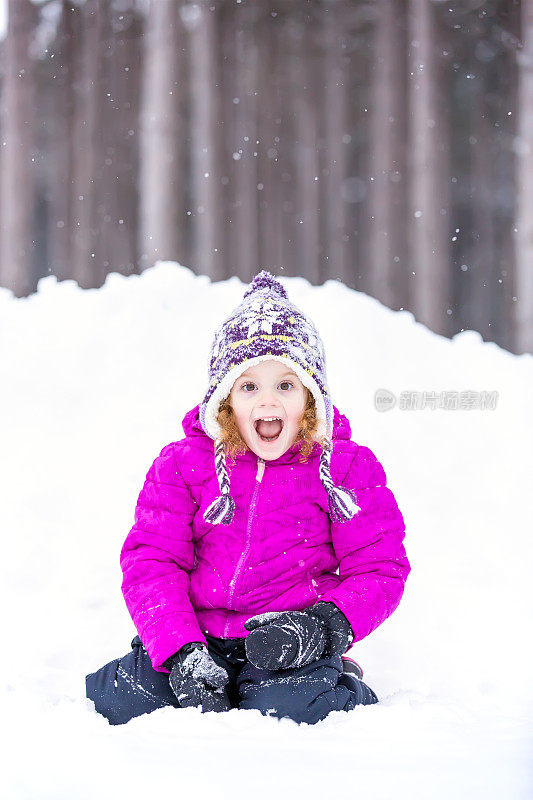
[1,263,531,799]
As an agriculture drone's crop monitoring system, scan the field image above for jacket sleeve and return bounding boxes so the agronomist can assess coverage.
[317,444,410,647]
[120,443,207,672]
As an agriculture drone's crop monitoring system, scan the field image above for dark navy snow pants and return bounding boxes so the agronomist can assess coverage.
[86,634,378,726]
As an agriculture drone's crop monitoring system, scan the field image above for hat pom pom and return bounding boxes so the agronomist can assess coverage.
[203,493,235,525]
[242,269,288,300]
[328,485,360,523]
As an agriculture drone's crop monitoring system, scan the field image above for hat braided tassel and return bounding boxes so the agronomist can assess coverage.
[203,439,236,525]
[319,443,361,522]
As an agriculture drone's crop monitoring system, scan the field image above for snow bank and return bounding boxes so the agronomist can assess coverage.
[1,263,531,798]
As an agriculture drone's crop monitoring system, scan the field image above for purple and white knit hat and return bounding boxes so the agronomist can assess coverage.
[199,271,360,526]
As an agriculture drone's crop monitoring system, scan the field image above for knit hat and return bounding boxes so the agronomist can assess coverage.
[199,270,360,526]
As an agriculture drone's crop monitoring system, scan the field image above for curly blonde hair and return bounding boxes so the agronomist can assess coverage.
[216,386,329,466]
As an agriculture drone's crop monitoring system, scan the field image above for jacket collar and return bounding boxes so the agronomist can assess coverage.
[181,402,352,465]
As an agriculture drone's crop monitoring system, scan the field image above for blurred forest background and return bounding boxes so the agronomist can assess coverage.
[0,0,531,354]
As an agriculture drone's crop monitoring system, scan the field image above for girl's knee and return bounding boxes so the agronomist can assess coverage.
[237,659,339,724]
[238,680,309,723]
[237,657,378,725]
[86,659,127,725]
[85,644,179,725]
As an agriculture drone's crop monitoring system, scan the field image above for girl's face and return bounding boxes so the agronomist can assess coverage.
[229,359,307,460]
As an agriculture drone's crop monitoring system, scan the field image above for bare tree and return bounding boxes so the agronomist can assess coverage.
[0,0,38,296]
[287,11,321,283]
[138,0,183,271]
[187,0,225,280]
[368,0,409,311]
[102,0,143,277]
[321,2,350,285]
[70,0,107,288]
[257,8,284,275]
[471,70,499,343]
[407,0,451,335]
[222,0,259,283]
[44,0,79,283]
[515,0,533,353]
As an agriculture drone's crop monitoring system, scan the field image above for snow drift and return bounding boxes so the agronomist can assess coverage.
[0,263,531,799]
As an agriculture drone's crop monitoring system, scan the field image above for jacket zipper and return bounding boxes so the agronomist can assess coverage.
[223,455,265,637]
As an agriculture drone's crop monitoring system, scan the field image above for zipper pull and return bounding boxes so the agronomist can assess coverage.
[256,456,265,483]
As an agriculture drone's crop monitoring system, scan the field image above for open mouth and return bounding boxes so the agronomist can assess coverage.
[254,416,284,443]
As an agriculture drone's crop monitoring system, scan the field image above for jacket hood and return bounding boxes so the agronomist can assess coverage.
[180,402,352,460]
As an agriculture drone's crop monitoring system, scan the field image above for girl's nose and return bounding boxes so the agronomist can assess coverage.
[258,388,280,407]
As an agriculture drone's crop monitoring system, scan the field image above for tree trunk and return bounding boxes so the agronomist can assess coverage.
[469,72,495,341]
[287,14,320,284]
[70,0,106,288]
[104,1,143,276]
[0,0,37,296]
[138,0,183,272]
[322,3,349,286]
[223,1,259,283]
[187,0,225,280]
[368,0,408,310]
[348,3,381,297]
[45,0,78,283]
[257,10,284,275]
[407,0,451,335]
[514,0,533,353]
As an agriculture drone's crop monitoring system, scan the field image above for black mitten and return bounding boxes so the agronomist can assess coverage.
[244,610,327,670]
[164,642,231,713]
[243,602,354,670]
[306,601,354,658]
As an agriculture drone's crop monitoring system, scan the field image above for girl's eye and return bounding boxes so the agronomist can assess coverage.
[279,381,293,391]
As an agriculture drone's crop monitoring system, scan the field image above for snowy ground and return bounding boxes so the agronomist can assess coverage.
[1,264,531,799]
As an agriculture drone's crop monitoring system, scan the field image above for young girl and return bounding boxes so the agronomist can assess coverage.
[86,270,410,726]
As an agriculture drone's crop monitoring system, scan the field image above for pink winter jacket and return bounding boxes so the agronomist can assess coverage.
[120,403,410,673]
